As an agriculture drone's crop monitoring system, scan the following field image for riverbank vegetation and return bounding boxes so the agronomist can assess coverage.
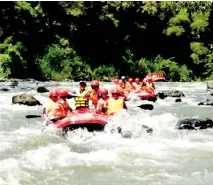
[0,1,213,81]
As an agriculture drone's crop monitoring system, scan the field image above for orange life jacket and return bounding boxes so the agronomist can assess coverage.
[141,85,148,91]
[61,99,71,115]
[46,100,66,119]
[90,90,100,108]
[107,98,124,116]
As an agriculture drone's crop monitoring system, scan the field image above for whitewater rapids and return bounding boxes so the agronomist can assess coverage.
[1,81,213,185]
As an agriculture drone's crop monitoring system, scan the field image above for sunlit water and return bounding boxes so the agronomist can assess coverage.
[1,81,213,185]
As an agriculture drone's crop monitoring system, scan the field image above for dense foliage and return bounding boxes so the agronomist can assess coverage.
[0,1,213,81]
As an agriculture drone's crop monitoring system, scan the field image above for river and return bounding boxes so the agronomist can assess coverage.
[1,80,213,185]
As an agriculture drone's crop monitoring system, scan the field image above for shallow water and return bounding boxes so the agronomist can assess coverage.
[1,81,213,185]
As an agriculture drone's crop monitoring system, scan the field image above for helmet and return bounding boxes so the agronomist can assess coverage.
[100,88,108,95]
[118,79,123,85]
[79,81,86,86]
[128,78,133,82]
[111,89,120,94]
[91,80,99,87]
[49,89,58,97]
[121,76,126,80]
[113,78,119,83]
[135,78,140,83]
[57,89,69,97]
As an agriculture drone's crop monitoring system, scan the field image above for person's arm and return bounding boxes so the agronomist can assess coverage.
[96,101,103,114]
[152,83,155,89]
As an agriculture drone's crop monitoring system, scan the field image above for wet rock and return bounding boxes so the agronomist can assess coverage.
[0,88,9,91]
[37,86,49,93]
[9,80,18,88]
[119,125,153,138]
[207,81,213,89]
[137,104,154,110]
[141,125,153,134]
[198,99,213,106]
[147,97,157,102]
[175,98,182,102]
[12,93,42,106]
[175,118,213,130]
[102,76,111,82]
[210,92,213,96]
[157,90,185,99]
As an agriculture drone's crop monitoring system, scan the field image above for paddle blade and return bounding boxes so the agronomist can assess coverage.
[137,104,154,110]
[26,115,42,118]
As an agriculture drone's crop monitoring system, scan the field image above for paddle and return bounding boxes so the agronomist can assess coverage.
[26,115,42,118]
[137,104,154,110]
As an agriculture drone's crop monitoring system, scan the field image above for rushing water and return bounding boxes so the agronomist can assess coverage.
[1,80,213,185]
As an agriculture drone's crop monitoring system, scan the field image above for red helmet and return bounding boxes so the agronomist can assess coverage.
[113,78,119,83]
[49,89,58,97]
[100,88,108,95]
[91,80,99,87]
[111,89,120,94]
[118,79,123,85]
[128,78,133,82]
[57,89,69,97]
[135,78,140,83]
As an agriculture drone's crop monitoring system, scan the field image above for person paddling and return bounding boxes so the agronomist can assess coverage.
[106,89,127,116]
[96,88,110,115]
[57,88,73,116]
[89,80,102,109]
[76,81,90,97]
[43,89,67,121]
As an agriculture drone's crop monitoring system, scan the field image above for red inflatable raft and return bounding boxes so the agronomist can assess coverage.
[137,91,157,102]
[52,108,107,132]
[146,72,166,82]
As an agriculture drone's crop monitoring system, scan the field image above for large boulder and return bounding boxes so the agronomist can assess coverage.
[175,118,213,130]
[37,86,49,93]
[207,81,213,89]
[198,99,213,106]
[12,94,42,106]
[157,90,185,99]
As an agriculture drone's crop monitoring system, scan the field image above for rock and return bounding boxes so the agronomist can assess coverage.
[137,104,154,110]
[210,92,213,96]
[37,86,49,93]
[198,99,213,106]
[175,118,213,130]
[118,125,153,138]
[207,81,213,89]
[12,94,42,106]
[0,88,9,91]
[157,90,185,99]
[141,125,153,134]
[9,80,18,88]
[102,76,111,82]
[175,98,182,102]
